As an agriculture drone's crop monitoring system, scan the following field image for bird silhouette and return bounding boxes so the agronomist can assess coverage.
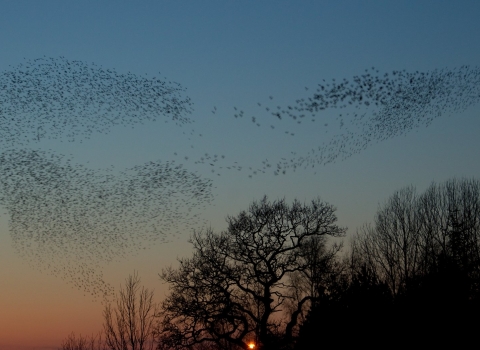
[1,57,479,300]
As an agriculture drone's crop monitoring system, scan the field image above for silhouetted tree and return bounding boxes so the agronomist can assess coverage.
[158,196,345,350]
[103,272,160,350]
[354,178,480,299]
[297,178,480,348]
[59,332,106,350]
[354,185,422,296]
[294,259,393,349]
[283,235,343,342]
[298,178,480,347]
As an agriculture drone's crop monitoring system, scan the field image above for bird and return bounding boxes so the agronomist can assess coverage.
[1,56,479,300]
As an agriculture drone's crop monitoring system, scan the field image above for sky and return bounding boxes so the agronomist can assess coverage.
[0,1,479,349]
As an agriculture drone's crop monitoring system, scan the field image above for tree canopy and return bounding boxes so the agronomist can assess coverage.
[159,196,345,350]
[296,178,480,348]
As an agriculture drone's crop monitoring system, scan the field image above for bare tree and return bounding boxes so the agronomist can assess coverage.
[354,186,422,295]
[353,178,480,298]
[103,272,160,350]
[159,196,345,350]
[59,332,106,350]
[284,236,343,341]
[297,179,480,349]
[419,179,480,278]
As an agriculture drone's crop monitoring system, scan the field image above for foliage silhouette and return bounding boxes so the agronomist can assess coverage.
[296,178,480,348]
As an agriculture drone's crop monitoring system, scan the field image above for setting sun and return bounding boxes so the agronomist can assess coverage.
[248,343,255,349]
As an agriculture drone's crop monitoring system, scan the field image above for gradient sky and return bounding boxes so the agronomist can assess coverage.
[1,1,480,349]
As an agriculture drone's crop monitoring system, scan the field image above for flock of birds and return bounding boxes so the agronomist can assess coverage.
[0,56,193,146]
[0,57,208,299]
[0,149,213,299]
[205,65,480,176]
[0,56,479,299]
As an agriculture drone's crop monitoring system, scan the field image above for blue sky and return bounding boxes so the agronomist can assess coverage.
[0,1,479,348]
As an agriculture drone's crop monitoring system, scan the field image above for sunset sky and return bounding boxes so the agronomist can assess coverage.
[1,1,480,349]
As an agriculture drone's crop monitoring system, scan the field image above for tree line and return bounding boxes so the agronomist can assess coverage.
[60,178,480,350]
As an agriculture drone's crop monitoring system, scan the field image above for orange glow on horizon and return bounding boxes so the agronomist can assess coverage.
[248,342,255,349]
